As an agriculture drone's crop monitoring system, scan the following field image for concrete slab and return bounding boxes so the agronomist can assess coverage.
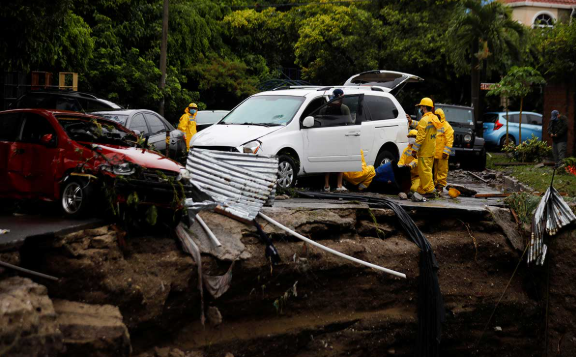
[0,214,105,251]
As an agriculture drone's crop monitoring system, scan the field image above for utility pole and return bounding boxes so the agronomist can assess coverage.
[159,0,169,116]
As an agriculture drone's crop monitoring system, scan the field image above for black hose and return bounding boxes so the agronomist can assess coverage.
[253,220,281,265]
[297,190,445,357]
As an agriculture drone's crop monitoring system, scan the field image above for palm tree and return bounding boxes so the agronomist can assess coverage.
[448,0,525,122]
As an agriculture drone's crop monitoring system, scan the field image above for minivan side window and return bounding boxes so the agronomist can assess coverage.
[144,113,167,135]
[364,96,398,121]
[309,95,363,128]
[300,97,327,120]
[0,113,22,141]
[21,113,55,144]
[130,113,149,134]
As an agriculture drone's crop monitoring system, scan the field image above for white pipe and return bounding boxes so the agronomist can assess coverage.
[258,213,406,279]
[196,214,222,247]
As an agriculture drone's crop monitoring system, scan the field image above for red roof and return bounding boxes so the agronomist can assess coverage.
[503,0,576,4]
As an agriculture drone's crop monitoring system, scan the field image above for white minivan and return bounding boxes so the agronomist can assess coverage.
[190,71,422,188]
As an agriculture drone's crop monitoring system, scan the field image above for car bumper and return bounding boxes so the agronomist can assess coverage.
[452,147,484,159]
[115,178,194,208]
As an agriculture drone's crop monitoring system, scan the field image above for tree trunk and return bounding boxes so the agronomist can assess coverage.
[505,97,509,146]
[519,96,523,144]
[471,41,480,123]
[158,0,169,117]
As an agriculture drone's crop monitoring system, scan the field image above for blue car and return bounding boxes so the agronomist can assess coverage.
[482,111,543,148]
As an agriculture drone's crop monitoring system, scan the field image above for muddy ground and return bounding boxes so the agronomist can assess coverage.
[2,200,575,357]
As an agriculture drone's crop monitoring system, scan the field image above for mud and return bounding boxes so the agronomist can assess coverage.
[5,206,576,356]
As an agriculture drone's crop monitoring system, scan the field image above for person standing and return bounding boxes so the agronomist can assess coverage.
[433,108,454,191]
[412,98,440,196]
[548,109,568,168]
[324,89,350,192]
[178,103,198,151]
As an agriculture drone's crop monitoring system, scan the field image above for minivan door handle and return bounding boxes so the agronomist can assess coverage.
[345,132,360,137]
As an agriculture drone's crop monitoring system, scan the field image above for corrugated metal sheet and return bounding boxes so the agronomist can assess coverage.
[186,149,278,220]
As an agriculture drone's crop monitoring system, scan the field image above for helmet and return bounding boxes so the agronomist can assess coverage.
[434,108,445,121]
[408,129,418,137]
[188,103,198,109]
[415,97,433,107]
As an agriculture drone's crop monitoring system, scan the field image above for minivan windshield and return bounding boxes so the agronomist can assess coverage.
[220,95,305,126]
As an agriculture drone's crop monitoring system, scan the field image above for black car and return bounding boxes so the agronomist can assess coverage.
[435,104,486,170]
[93,109,187,163]
[416,104,486,170]
[14,90,122,112]
[195,110,229,132]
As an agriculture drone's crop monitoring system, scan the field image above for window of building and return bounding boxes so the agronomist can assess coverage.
[534,13,554,28]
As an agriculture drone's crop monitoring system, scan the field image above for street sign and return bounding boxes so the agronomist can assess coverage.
[481,83,496,90]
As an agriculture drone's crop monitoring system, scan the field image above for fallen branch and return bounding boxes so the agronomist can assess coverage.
[258,212,406,279]
[467,171,489,183]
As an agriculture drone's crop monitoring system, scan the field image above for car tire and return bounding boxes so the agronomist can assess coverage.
[277,154,297,189]
[499,135,515,149]
[61,178,94,217]
[375,149,396,167]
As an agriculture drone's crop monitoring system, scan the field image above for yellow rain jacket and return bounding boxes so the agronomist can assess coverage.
[434,111,454,159]
[398,145,418,178]
[412,112,440,158]
[178,107,197,150]
[343,150,376,187]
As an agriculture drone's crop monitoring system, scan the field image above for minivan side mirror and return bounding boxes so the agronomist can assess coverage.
[302,116,315,128]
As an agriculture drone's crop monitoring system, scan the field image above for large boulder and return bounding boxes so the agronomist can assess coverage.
[0,277,63,356]
[53,299,131,357]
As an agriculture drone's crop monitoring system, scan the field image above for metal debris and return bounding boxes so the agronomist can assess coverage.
[0,229,9,235]
[528,175,576,265]
[186,149,278,220]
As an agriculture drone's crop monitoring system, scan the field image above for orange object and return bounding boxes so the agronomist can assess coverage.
[448,187,461,198]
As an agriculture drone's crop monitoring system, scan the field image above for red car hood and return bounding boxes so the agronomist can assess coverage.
[96,145,183,172]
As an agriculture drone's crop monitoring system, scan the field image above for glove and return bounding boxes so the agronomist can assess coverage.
[442,153,448,159]
[412,150,418,158]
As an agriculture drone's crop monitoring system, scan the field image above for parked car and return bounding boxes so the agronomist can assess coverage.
[0,109,192,217]
[416,103,486,170]
[195,110,230,132]
[482,111,543,148]
[93,109,187,163]
[191,70,421,188]
[14,90,122,112]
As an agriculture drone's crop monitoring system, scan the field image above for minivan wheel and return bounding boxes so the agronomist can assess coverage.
[277,155,297,189]
[61,179,93,217]
[375,150,396,167]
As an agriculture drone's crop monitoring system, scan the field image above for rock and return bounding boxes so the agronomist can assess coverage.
[154,346,171,357]
[90,234,117,249]
[84,226,110,237]
[483,173,497,180]
[0,277,64,356]
[275,194,290,200]
[494,326,503,332]
[207,306,223,326]
[398,192,408,200]
[535,163,544,168]
[224,353,235,357]
[411,192,425,202]
[53,299,131,357]
[356,221,396,239]
[486,207,524,251]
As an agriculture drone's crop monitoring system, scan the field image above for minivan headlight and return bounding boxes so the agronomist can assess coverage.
[240,140,261,154]
[464,134,472,143]
[177,168,190,181]
[113,162,136,175]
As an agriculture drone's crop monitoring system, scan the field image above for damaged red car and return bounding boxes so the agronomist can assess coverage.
[0,109,192,217]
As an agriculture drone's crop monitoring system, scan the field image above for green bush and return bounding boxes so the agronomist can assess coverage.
[503,135,551,162]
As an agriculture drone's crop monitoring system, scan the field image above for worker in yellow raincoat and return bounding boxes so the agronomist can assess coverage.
[178,103,198,150]
[343,150,375,191]
[412,98,441,195]
[398,130,420,192]
[433,108,454,191]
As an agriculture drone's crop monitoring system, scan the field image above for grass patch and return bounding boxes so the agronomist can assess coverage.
[487,152,576,198]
